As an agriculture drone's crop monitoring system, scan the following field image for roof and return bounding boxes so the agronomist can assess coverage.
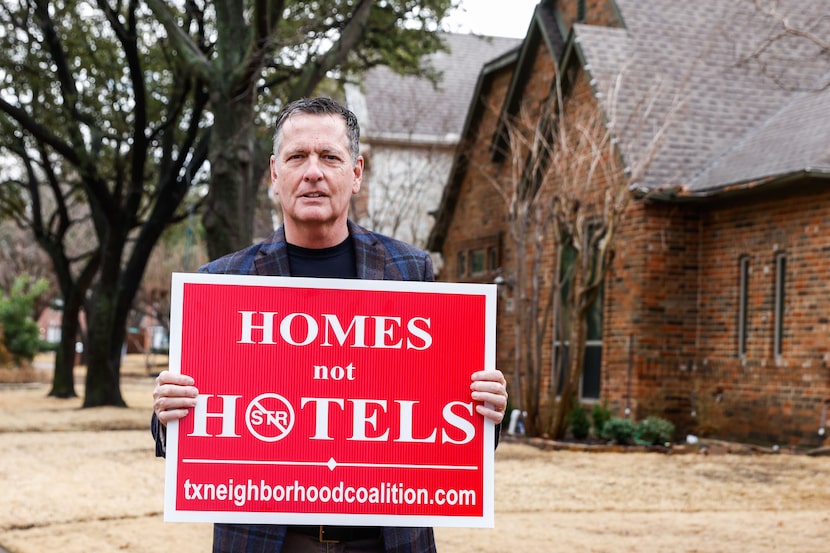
[428,0,830,252]
[426,47,522,252]
[351,33,521,143]
[574,0,830,196]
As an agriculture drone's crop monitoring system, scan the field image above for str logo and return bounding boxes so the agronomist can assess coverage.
[245,393,295,442]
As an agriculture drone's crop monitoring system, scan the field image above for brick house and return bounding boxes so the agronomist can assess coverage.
[427,0,830,445]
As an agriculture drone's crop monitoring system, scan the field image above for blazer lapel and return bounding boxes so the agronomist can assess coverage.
[253,227,292,277]
[350,221,386,280]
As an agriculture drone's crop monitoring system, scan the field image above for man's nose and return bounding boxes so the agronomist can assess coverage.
[303,156,324,181]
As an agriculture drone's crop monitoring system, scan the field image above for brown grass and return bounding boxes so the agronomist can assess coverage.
[1,355,829,552]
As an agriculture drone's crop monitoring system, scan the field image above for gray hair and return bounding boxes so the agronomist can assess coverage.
[272,97,361,164]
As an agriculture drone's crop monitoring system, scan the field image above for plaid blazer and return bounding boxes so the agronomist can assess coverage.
[153,221,437,553]
[200,220,434,283]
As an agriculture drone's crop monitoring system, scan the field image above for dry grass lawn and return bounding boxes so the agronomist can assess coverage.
[1,354,829,552]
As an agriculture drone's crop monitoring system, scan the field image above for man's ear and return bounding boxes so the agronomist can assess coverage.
[352,155,364,194]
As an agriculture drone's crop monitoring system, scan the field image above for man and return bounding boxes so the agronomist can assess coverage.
[152,97,508,553]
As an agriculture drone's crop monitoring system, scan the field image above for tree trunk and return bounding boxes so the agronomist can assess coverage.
[203,87,258,261]
[82,279,126,408]
[47,256,98,399]
[48,314,79,398]
[550,308,589,439]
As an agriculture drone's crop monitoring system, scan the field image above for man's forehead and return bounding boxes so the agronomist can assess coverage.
[283,113,347,133]
[280,114,348,148]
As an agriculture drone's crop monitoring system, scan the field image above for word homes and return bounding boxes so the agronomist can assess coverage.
[237,310,433,350]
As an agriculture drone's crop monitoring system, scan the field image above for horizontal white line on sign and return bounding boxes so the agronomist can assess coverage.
[181,457,478,471]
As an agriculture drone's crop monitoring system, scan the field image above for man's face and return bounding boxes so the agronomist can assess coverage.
[270,113,362,237]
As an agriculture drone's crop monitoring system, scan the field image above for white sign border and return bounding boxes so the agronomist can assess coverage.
[164,272,497,528]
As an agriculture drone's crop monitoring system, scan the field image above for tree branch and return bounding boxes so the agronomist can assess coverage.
[288,0,374,99]
[145,0,215,82]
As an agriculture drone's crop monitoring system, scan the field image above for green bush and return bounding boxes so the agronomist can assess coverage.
[38,340,59,353]
[568,401,591,440]
[601,417,637,445]
[636,416,675,445]
[591,401,613,437]
[0,275,49,364]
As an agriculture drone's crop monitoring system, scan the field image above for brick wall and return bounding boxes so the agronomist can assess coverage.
[604,188,830,445]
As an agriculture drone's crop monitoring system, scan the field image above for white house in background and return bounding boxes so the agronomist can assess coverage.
[345,33,520,258]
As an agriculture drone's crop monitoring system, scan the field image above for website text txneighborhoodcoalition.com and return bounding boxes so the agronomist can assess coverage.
[182,477,478,509]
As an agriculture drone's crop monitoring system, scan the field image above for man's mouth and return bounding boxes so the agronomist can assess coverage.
[303,193,326,198]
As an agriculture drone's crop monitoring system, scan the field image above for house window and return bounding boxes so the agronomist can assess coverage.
[774,252,786,358]
[470,249,486,275]
[738,256,749,358]
[487,247,498,272]
[455,234,502,283]
[553,231,603,400]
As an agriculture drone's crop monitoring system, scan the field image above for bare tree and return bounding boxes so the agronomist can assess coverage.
[0,220,58,313]
[736,0,830,90]
[486,70,679,438]
[358,144,453,249]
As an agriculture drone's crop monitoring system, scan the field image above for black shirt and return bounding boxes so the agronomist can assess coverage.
[286,237,357,279]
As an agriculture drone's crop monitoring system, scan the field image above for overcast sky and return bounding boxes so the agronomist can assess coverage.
[443,0,538,39]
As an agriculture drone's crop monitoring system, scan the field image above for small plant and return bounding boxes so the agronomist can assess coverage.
[636,416,675,445]
[601,417,637,445]
[568,400,590,440]
[591,400,613,437]
[0,276,49,365]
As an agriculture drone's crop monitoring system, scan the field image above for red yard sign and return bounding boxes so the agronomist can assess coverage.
[164,273,497,527]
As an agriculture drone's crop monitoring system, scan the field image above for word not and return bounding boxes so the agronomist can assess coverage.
[313,363,357,381]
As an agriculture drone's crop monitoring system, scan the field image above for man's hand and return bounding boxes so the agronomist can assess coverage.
[153,370,199,426]
[470,369,508,424]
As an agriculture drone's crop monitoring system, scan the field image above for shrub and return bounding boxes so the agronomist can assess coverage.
[0,275,49,364]
[636,416,675,445]
[591,401,613,437]
[601,417,637,445]
[38,340,59,353]
[568,401,590,440]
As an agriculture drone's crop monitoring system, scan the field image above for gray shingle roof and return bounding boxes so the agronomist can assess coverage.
[356,33,521,141]
[573,0,830,195]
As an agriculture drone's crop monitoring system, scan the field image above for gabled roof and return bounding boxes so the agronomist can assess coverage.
[426,47,521,251]
[427,3,567,252]
[351,33,521,144]
[575,0,830,197]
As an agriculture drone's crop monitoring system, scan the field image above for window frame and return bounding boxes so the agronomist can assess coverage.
[773,252,786,359]
[737,255,750,358]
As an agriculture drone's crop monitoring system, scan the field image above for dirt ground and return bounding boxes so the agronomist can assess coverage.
[1,354,830,553]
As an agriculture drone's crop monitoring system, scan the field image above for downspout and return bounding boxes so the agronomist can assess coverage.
[625,334,633,417]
